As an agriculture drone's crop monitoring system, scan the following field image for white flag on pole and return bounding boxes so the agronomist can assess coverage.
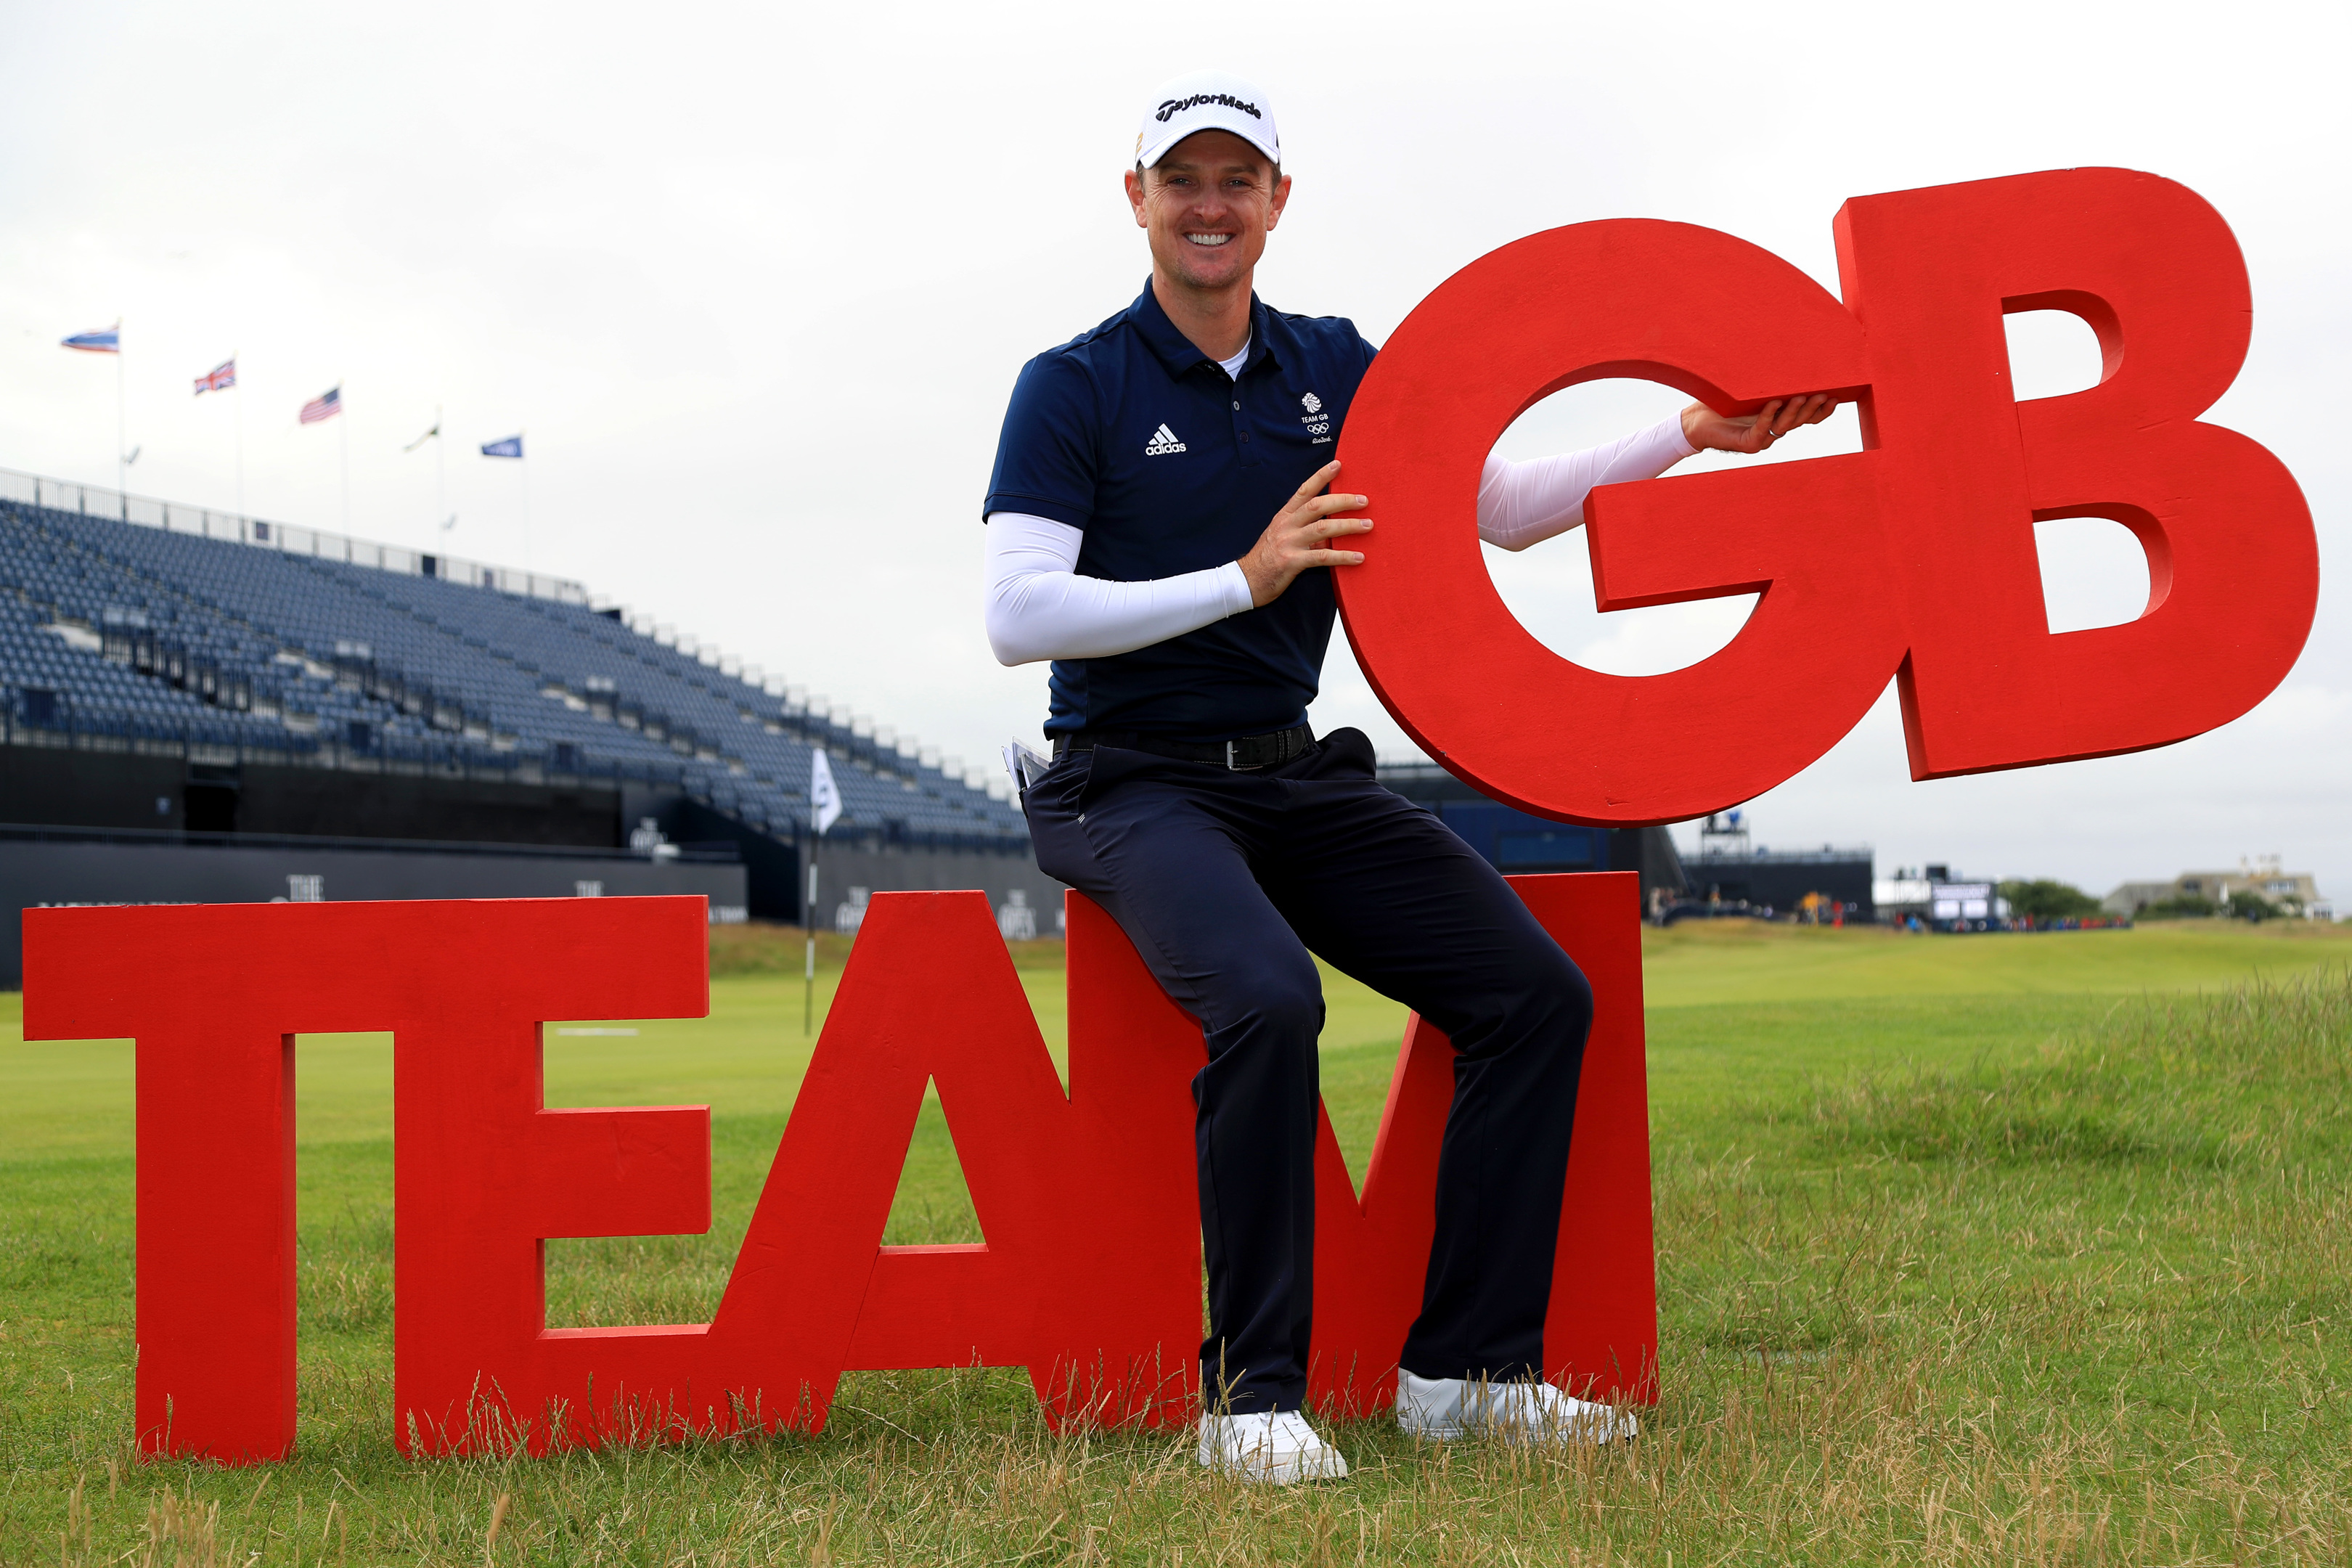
[809,748,841,836]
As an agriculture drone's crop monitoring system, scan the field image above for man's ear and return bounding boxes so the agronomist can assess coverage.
[1124,167,1149,229]
[1268,172,1293,230]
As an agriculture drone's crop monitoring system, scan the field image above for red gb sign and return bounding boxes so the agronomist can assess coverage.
[1334,167,2318,824]
[20,878,1654,1464]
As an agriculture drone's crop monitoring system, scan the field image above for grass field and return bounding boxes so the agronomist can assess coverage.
[4,916,2351,1563]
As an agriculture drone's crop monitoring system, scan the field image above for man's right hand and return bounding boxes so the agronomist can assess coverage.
[1238,462,1373,608]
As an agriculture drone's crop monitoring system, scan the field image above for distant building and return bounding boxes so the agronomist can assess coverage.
[2102,880,2176,918]
[2104,858,2332,920]
[1683,810,1875,919]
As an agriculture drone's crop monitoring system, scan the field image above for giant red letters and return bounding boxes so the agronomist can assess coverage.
[20,875,1652,1463]
[1334,168,2318,823]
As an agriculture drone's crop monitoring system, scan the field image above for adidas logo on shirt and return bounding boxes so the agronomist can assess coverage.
[1144,422,1187,456]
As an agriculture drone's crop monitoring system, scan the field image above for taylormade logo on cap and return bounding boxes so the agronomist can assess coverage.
[1135,70,1281,171]
[1155,91,1262,123]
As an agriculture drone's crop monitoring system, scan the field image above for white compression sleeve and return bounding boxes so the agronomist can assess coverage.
[984,512,1254,666]
[1476,414,1696,552]
[981,415,1694,665]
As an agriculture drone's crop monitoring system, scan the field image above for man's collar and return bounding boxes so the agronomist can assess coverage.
[1243,294,1286,375]
[1131,281,1285,377]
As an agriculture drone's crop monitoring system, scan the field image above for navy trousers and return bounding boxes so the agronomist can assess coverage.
[1022,727,1594,1414]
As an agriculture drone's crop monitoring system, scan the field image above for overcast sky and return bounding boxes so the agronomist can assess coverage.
[1,1,2343,904]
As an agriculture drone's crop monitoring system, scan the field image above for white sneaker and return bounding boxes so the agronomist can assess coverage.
[1395,1370,1638,1445]
[1196,1410,1350,1484]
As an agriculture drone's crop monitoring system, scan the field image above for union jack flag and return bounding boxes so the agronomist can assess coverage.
[299,386,342,424]
[194,359,236,396]
[60,324,120,354]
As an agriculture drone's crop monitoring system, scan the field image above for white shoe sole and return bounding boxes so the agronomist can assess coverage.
[1197,1437,1351,1484]
[1206,1451,1349,1485]
[1397,1411,1639,1446]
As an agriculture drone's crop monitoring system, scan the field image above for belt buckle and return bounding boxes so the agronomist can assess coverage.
[1225,740,1259,772]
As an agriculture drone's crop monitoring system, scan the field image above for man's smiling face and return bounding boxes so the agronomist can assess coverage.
[1125,128,1290,296]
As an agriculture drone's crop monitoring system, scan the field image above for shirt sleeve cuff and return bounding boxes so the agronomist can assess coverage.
[981,491,1090,531]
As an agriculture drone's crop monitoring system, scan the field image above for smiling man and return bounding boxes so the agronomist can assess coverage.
[982,71,1829,1484]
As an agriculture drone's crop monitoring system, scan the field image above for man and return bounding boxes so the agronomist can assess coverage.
[982,72,1830,1484]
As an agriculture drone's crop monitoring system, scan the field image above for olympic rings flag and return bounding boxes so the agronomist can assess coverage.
[1333,167,2319,825]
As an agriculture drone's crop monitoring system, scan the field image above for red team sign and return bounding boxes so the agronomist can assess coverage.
[18,168,2318,1464]
[23,881,1651,1463]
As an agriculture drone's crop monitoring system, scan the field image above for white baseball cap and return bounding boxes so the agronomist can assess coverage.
[1135,70,1281,171]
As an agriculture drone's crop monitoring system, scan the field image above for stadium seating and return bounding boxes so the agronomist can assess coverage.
[0,499,1028,849]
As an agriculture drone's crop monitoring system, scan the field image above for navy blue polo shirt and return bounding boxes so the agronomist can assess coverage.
[983,283,1378,739]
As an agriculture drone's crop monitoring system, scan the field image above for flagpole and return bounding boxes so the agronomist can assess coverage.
[233,351,245,528]
[339,393,351,534]
[802,746,838,1034]
[520,433,531,573]
[115,327,126,517]
[435,403,445,539]
[803,835,819,1035]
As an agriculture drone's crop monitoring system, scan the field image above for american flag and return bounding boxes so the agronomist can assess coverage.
[193,359,236,396]
[60,324,120,354]
[299,385,342,424]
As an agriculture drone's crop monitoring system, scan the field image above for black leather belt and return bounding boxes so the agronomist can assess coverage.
[1053,723,1314,772]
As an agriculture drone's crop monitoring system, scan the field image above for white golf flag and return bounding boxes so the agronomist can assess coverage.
[809,748,841,836]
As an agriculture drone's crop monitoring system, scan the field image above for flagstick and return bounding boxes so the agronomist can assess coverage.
[803,839,819,1035]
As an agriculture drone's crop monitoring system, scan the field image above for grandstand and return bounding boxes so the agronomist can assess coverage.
[0,467,1053,984]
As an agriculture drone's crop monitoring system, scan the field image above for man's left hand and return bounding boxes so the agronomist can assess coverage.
[1681,393,1837,455]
